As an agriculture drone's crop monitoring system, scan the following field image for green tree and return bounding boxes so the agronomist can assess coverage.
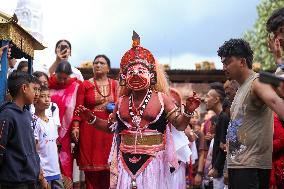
[244,0,284,70]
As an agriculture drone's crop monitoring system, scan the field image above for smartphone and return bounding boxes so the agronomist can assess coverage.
[60,44,68,52]
[259,71,284,87]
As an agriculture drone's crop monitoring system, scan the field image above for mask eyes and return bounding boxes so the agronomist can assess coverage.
[128,70,134,75]
[138,69,145,74]
[127,69,146,75]
[127,64,150,76]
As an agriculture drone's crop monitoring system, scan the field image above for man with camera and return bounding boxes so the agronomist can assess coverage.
[218,37,284,189]
[218,8,284,189]
[267,7,284,97]
[266,7,284,188]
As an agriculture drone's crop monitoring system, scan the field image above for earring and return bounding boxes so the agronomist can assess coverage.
[150,71,157,85]
[119,74,126,86]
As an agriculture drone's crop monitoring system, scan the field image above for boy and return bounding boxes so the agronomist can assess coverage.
[31,71,60,126]
[0,71,42,189]
[33,85,64,189]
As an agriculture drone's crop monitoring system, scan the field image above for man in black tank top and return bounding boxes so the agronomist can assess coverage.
[205,82,229,188]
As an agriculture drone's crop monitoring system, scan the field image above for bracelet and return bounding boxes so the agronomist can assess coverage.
[183,111,194,118]
[107,114,114,124]
[88,116,97,125]
[166,106,180,119]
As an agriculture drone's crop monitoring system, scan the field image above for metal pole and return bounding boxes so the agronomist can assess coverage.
[0,40,10,102]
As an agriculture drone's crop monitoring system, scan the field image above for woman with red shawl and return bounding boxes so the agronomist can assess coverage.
[71,55,118,189]
[49,61,82,189]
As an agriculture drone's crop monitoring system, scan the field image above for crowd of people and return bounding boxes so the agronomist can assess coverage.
[0,6,284,189]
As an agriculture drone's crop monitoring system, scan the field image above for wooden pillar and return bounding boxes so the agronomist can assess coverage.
[0,40,10,102]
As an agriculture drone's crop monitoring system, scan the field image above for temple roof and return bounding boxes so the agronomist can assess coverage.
[0,11,11,23]
[0,11,45,58]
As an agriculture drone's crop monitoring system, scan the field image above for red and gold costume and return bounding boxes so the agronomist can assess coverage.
[73,78,117,189]
[109,31,182,189]
[74,31,199,189]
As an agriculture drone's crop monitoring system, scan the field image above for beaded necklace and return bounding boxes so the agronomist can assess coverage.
[94,78,111,98]
[128,89,152,128]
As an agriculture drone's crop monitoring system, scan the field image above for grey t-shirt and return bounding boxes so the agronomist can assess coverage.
[227,72,273,169]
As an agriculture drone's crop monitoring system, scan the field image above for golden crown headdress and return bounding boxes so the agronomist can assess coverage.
[120,31,156,74]
[119,31,157,86]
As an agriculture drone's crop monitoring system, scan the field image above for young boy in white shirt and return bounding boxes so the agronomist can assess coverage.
[33,85,64,189]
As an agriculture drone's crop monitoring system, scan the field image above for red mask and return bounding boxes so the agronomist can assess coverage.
[126,64,150,91]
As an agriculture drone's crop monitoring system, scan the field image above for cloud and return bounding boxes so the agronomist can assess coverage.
[0,0,259,71]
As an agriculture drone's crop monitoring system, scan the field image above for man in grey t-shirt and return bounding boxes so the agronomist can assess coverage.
[217,38,284,189]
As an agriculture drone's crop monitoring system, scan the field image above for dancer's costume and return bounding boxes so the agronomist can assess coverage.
[108,32,191,189]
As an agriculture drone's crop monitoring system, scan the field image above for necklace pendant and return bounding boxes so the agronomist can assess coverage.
[132,115,141,127]
[131,179,137,189]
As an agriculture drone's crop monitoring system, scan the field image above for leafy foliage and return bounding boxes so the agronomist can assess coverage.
[244,0,284,70]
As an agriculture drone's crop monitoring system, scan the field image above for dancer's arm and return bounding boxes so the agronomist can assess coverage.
[163,92,200,131]
[74,105,116,133]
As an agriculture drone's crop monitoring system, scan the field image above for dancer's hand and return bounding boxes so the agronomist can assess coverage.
[184,91,201,113]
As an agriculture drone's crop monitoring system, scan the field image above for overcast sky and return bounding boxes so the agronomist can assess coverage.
[0,0,260,71]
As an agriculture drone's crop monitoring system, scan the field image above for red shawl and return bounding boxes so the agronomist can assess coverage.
[49,74,78,90]
[49,74,81,181]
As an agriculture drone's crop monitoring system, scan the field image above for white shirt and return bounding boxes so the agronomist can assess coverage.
[171,125,192,163]
[71,66,84,81]
[190,141,198,164]
[33,115,61,177]
[31,103,61,127]
[7,67,15,78]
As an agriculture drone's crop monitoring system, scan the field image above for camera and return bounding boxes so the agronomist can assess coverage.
[60,44,68,52]
[259,71,284,87]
